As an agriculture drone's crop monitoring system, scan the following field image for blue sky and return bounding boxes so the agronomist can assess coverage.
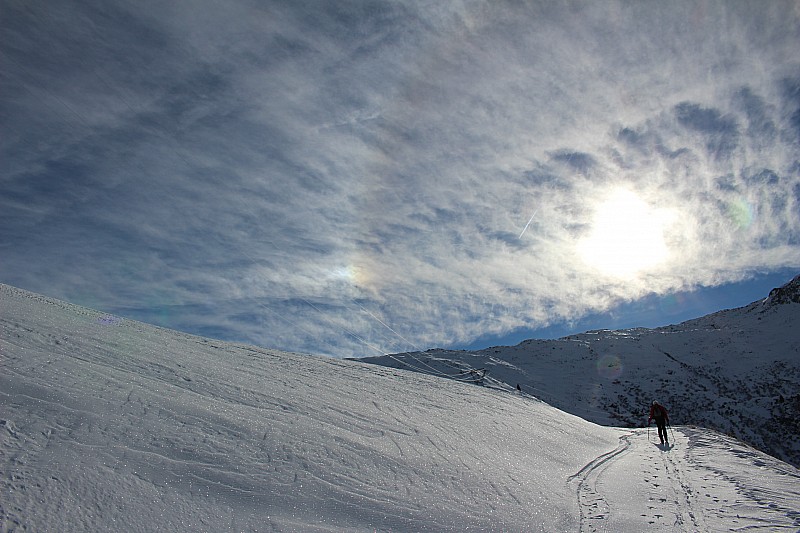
[2,0,799,358]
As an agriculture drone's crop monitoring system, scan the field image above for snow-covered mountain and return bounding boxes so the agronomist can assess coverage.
[360,275,800,470]
[2,283,799,532]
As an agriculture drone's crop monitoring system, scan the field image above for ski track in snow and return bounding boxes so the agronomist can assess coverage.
[568,431,633,531]
[568,427,800,532]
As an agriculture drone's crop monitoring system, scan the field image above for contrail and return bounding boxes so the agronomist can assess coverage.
[519,210,537,239]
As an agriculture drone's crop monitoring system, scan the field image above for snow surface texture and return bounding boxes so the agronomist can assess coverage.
[1,283,799,532]
[362,275,800,470]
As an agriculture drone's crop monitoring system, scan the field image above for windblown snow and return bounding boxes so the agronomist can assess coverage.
[1,283,799,532]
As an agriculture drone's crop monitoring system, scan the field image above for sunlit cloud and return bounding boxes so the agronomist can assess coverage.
[1,0,799,357]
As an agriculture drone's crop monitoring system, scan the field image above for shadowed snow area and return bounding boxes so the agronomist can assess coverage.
[1,283,799,531]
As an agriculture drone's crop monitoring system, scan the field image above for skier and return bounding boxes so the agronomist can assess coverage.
[648,400,670,445]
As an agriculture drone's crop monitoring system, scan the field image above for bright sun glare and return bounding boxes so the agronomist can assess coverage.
[578,189,674,278]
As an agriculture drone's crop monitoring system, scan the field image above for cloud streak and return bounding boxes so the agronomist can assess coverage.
[2,0,799,356]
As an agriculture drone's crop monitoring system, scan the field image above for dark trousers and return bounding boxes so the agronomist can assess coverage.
[655,418,668,443]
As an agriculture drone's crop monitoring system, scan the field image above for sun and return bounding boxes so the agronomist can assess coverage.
[577,188,674,278]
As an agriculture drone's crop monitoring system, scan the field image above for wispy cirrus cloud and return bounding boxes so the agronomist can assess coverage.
[2,0,799,356]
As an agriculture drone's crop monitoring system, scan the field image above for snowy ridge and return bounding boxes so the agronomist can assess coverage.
[2,283,799,531]
[361,275,800,468]
[762,274,800,306]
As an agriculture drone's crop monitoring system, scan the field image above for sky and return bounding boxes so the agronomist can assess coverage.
[2,0,799,358]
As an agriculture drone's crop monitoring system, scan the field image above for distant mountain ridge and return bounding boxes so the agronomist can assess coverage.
[360,275,800,467]
[764,274,800,306]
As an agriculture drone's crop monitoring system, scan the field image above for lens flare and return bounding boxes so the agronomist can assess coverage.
[597,354,623,380]
[727,197,754,229]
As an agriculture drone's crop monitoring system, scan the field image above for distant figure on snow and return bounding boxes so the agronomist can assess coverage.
[648,400,670,445]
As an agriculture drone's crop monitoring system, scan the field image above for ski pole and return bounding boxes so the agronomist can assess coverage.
[668,423,675,444]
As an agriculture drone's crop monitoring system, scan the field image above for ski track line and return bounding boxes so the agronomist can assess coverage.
[661,433,706,532]
[567,432,632,533]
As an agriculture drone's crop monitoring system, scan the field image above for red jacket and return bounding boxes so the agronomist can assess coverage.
[649,403,669,423]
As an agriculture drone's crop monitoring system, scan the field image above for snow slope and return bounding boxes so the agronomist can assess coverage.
[2,283,799,532]
[361,275,800,469]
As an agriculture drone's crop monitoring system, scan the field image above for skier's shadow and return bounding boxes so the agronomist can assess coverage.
[653,442,673,451]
